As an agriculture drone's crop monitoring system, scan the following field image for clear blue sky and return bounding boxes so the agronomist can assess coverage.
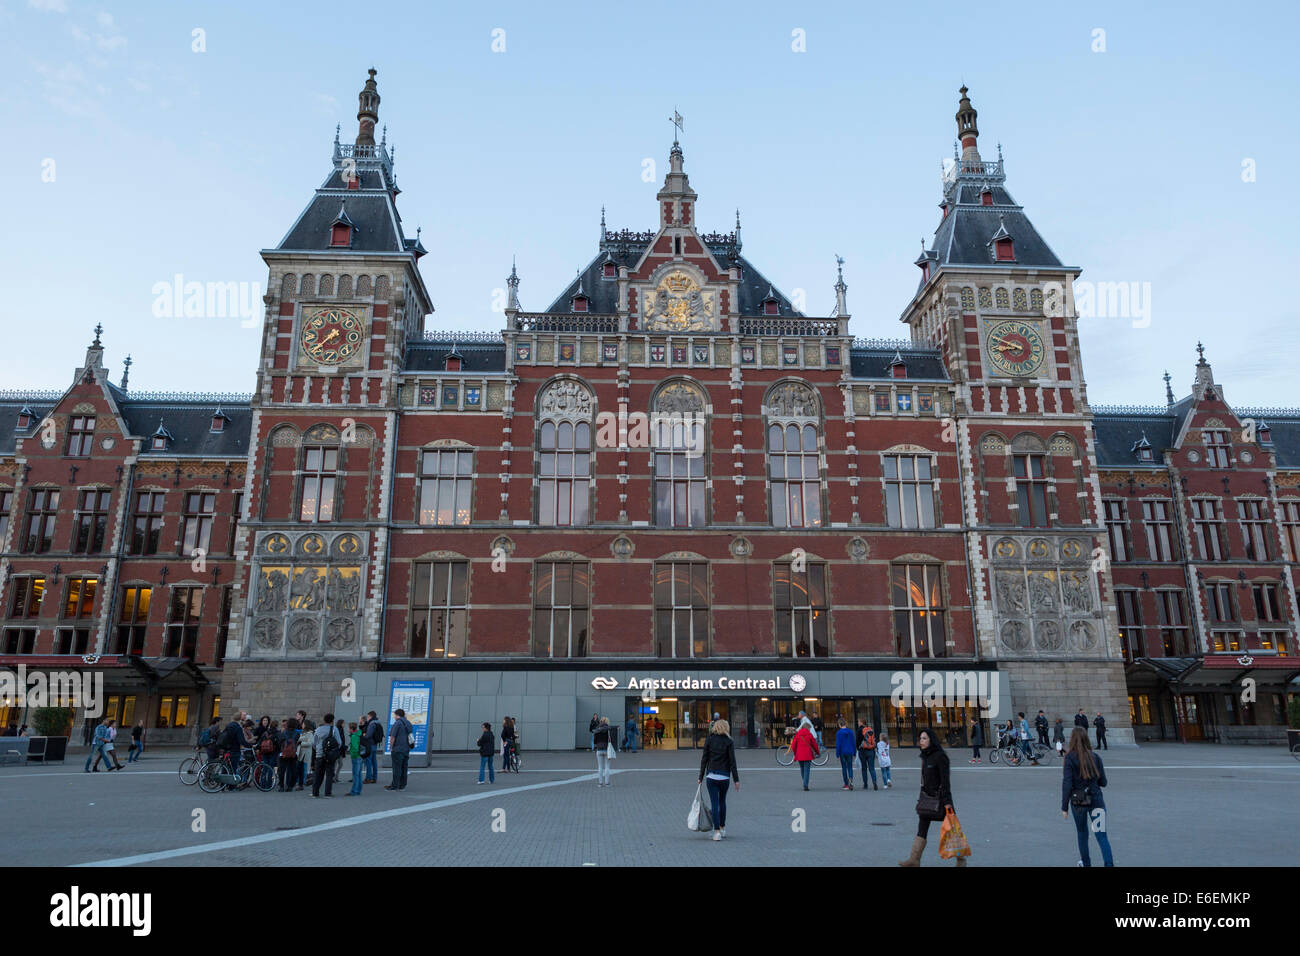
[4,0,1297,408]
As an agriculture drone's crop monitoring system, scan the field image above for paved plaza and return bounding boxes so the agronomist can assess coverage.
[1,743,1295,867]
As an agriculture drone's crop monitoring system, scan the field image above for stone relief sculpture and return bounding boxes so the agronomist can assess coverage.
[1061,571,1093,613]
[1028,571,1059,612]
[766,382,818,418]
[539,379,594,419]
[1000,620,1029,651]
[328,568,361,612]
[1034,620,1062,651]
[654,381,705,414]
[256,569,288,612]
[995,571,1027,614]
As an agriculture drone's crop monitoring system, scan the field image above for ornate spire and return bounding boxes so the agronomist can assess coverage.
[657,136,697,229]
[356,68,380,148]
[121,354,132,391]
[506,258,520,311]
[833,255,847,317]
[1192,341,1217,401]
[92,323,103,347]
[1163,369,1174,406]
[600,205,606,240]
[955,85,980,163]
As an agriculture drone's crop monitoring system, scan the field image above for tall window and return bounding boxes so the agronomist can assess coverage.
[884,455,936,528]
[226,492,244,555]
[1253,583,1283,624]
[418,449,473,526]
[538,422,591,526]
[8,578,44,618]
[774,562,828,657]
[214,586,233,666]
[63,577,98,619]
[654,562,708,658]
[1115,589,1142,661]
[115,586,151,655]
[1157,590,1192,656]
[1237,500,1270,561]
[410,561,468,658]
[1203,429,1231,468]
[130,492,166,555]
[164,587,202,659]
[532,562,589,658]
[2,630,36,654]
[1142,499,1175,561]
[891,564,947,658]
[0,490,12,546]
[55,628,91,655]
[1103,499,1130,562]
[654,420,706,528]
[768,423,822,528]
[1205,582,1235,622]
[1191,499,1224,560]
[22,490,59,553]
[1012,454,1049,527]
[1281,501,1300,560]
[299,447,338,522]
[74,490,111,554]
[156,695,191,729]
[181,492,216,554]
[66,415,96,456]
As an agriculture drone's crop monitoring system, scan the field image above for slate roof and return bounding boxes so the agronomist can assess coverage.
[542,242,799,317]
[849,347,948,381]
[405,342,507,373]
[1092,403,1300,469]
[0,395,251,458]
[277,191,406,254]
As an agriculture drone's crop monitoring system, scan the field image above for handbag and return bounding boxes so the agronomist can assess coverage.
[1069,783,1093,807]
[915,788,943,819]
[687,782,703,831]
[606,742,616,760]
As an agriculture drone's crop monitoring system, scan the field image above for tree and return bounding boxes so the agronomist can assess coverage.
[31,707,74,738]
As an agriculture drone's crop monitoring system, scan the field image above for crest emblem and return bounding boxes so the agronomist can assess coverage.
[650,345,666,362]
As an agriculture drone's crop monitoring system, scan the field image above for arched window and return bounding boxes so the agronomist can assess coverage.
[768,421,821,528]
[537,380,594,526]
[652,381,707,528]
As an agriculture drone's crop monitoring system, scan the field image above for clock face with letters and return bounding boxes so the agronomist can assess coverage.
[300,307,365,365]
[985,320,1046,377]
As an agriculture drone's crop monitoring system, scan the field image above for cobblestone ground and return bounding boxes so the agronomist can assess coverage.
[2,743,1295,867]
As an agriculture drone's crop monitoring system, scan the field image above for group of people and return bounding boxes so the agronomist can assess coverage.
[474,717,521,783]
[198,708,415,795]
[82,718,146,771]
[980,708,1109,766]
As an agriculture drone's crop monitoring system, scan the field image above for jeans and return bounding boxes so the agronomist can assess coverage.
[1072,805,1114,866]
[839,755,854,785]
[881,765,892,786]
[311,756,334,796]
[84,742,105,771]
[364,748,378,781]
[479,755,495,783]
[127,740,143,762]
[278,759,296,791]
[971,745,981,760]
[705,778,729,828]
[595,752,609,785]
[1021,739,1034,758]
[296,759,307,788]
[391,751,409,789]
[501,742,512,771]
[798,760,811,788]
[1037,727,1049,746]
[349,756,364,794]
[860,750,878,787]
[625,731,638,752]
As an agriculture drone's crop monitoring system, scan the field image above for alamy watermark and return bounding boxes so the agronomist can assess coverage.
[0,666,104,717]
[889,665,1002,719]
[1044,280,1151,328]
[151,274,263,327]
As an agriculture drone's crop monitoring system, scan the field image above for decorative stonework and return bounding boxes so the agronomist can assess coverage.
[765,381,818,418]
[654,381,706,414]
[610,535,634,560]
[539,379,594,420]
[846,537,869,561]
[987,532,1106,660]
[729,536,753,558]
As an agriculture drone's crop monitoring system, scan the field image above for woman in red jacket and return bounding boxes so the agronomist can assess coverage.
[791,723,820,791]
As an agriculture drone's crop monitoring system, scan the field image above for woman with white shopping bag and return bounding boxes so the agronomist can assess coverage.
[593,717,616,787]
[697,719,740,841]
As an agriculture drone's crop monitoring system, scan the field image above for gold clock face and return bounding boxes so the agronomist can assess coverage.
[986,320,1046,377]
[301,307,365,365]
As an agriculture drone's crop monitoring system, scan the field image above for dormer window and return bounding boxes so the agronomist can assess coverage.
[980,187,994,206]
[445,348,463,372]
[151,420,174,452]
[152,435,168,451]
[210,408,231,433]
[890,352,908,379]
[1139,446,1153,462]
[572,295,589,313]
[602,261,617,278]
[15,406,33,430]
[329,205,355,248]
[995,238,1014,261]
[921,264,931,282]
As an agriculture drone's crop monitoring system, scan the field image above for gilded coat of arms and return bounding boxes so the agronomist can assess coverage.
[644,271,716,332]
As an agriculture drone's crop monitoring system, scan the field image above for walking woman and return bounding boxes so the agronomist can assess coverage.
[593,717,615,787]
[1061,727,1114,866]
[1052,716,1067,754]
[698,718,740,841]
[501,716,517,772]
[969,717,984,764]
[277,718,300,792]
[899,728,964,867]
[791,720,820,791]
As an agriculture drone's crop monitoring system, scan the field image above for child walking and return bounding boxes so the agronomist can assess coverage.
[877,733,892,789]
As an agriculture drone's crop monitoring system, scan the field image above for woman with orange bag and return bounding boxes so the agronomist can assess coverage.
[899,727,966,867]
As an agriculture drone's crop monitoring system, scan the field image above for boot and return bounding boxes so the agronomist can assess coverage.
[955,855,968,867]
[898,836,926,867]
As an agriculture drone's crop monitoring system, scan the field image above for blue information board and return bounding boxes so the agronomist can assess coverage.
[385,679,433,756]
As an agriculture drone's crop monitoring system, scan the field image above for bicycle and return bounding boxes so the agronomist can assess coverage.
[198,748,275,793]
[506,740,521,773]
[775,739,830,767]
[1291,740,1300,762]
[178,748,212,786]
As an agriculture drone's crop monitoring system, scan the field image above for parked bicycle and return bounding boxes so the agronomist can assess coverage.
[178,748,212,786]
[198,747,275,793]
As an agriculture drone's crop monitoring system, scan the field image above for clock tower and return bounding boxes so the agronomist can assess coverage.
[220,70,434,715]
[900,88,1132,742]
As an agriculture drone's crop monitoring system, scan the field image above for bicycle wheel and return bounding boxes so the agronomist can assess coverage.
[179,755,203,786]
[987,748,1001,765]
[197,761,226,794]
[775,745,795,767]
[1007,747,1024,767]
[253,762,276,792]
[510,752,521,773]
[812,750,830,767]
[1291,742,1300,761]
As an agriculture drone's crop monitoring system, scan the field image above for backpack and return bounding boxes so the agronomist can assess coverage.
[259,734,276,755]
[369,721,384,745]
[198,727,212,747]
[280,735,297,762]
[862,729,875,749]
[321,727,341,762]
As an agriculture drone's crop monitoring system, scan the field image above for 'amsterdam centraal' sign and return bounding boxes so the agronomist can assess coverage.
[590,675,800,692]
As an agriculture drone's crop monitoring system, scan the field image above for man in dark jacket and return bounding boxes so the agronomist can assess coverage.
[1093,713,1108,750]
[363,711,383,783]
[312,713,343,797]
[1074,709,1089,729]
[386,709,413,791]
[1034,711,1049,746]
[476,722,496,784]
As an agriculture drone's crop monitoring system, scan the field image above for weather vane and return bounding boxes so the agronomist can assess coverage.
[670,109,684,145]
